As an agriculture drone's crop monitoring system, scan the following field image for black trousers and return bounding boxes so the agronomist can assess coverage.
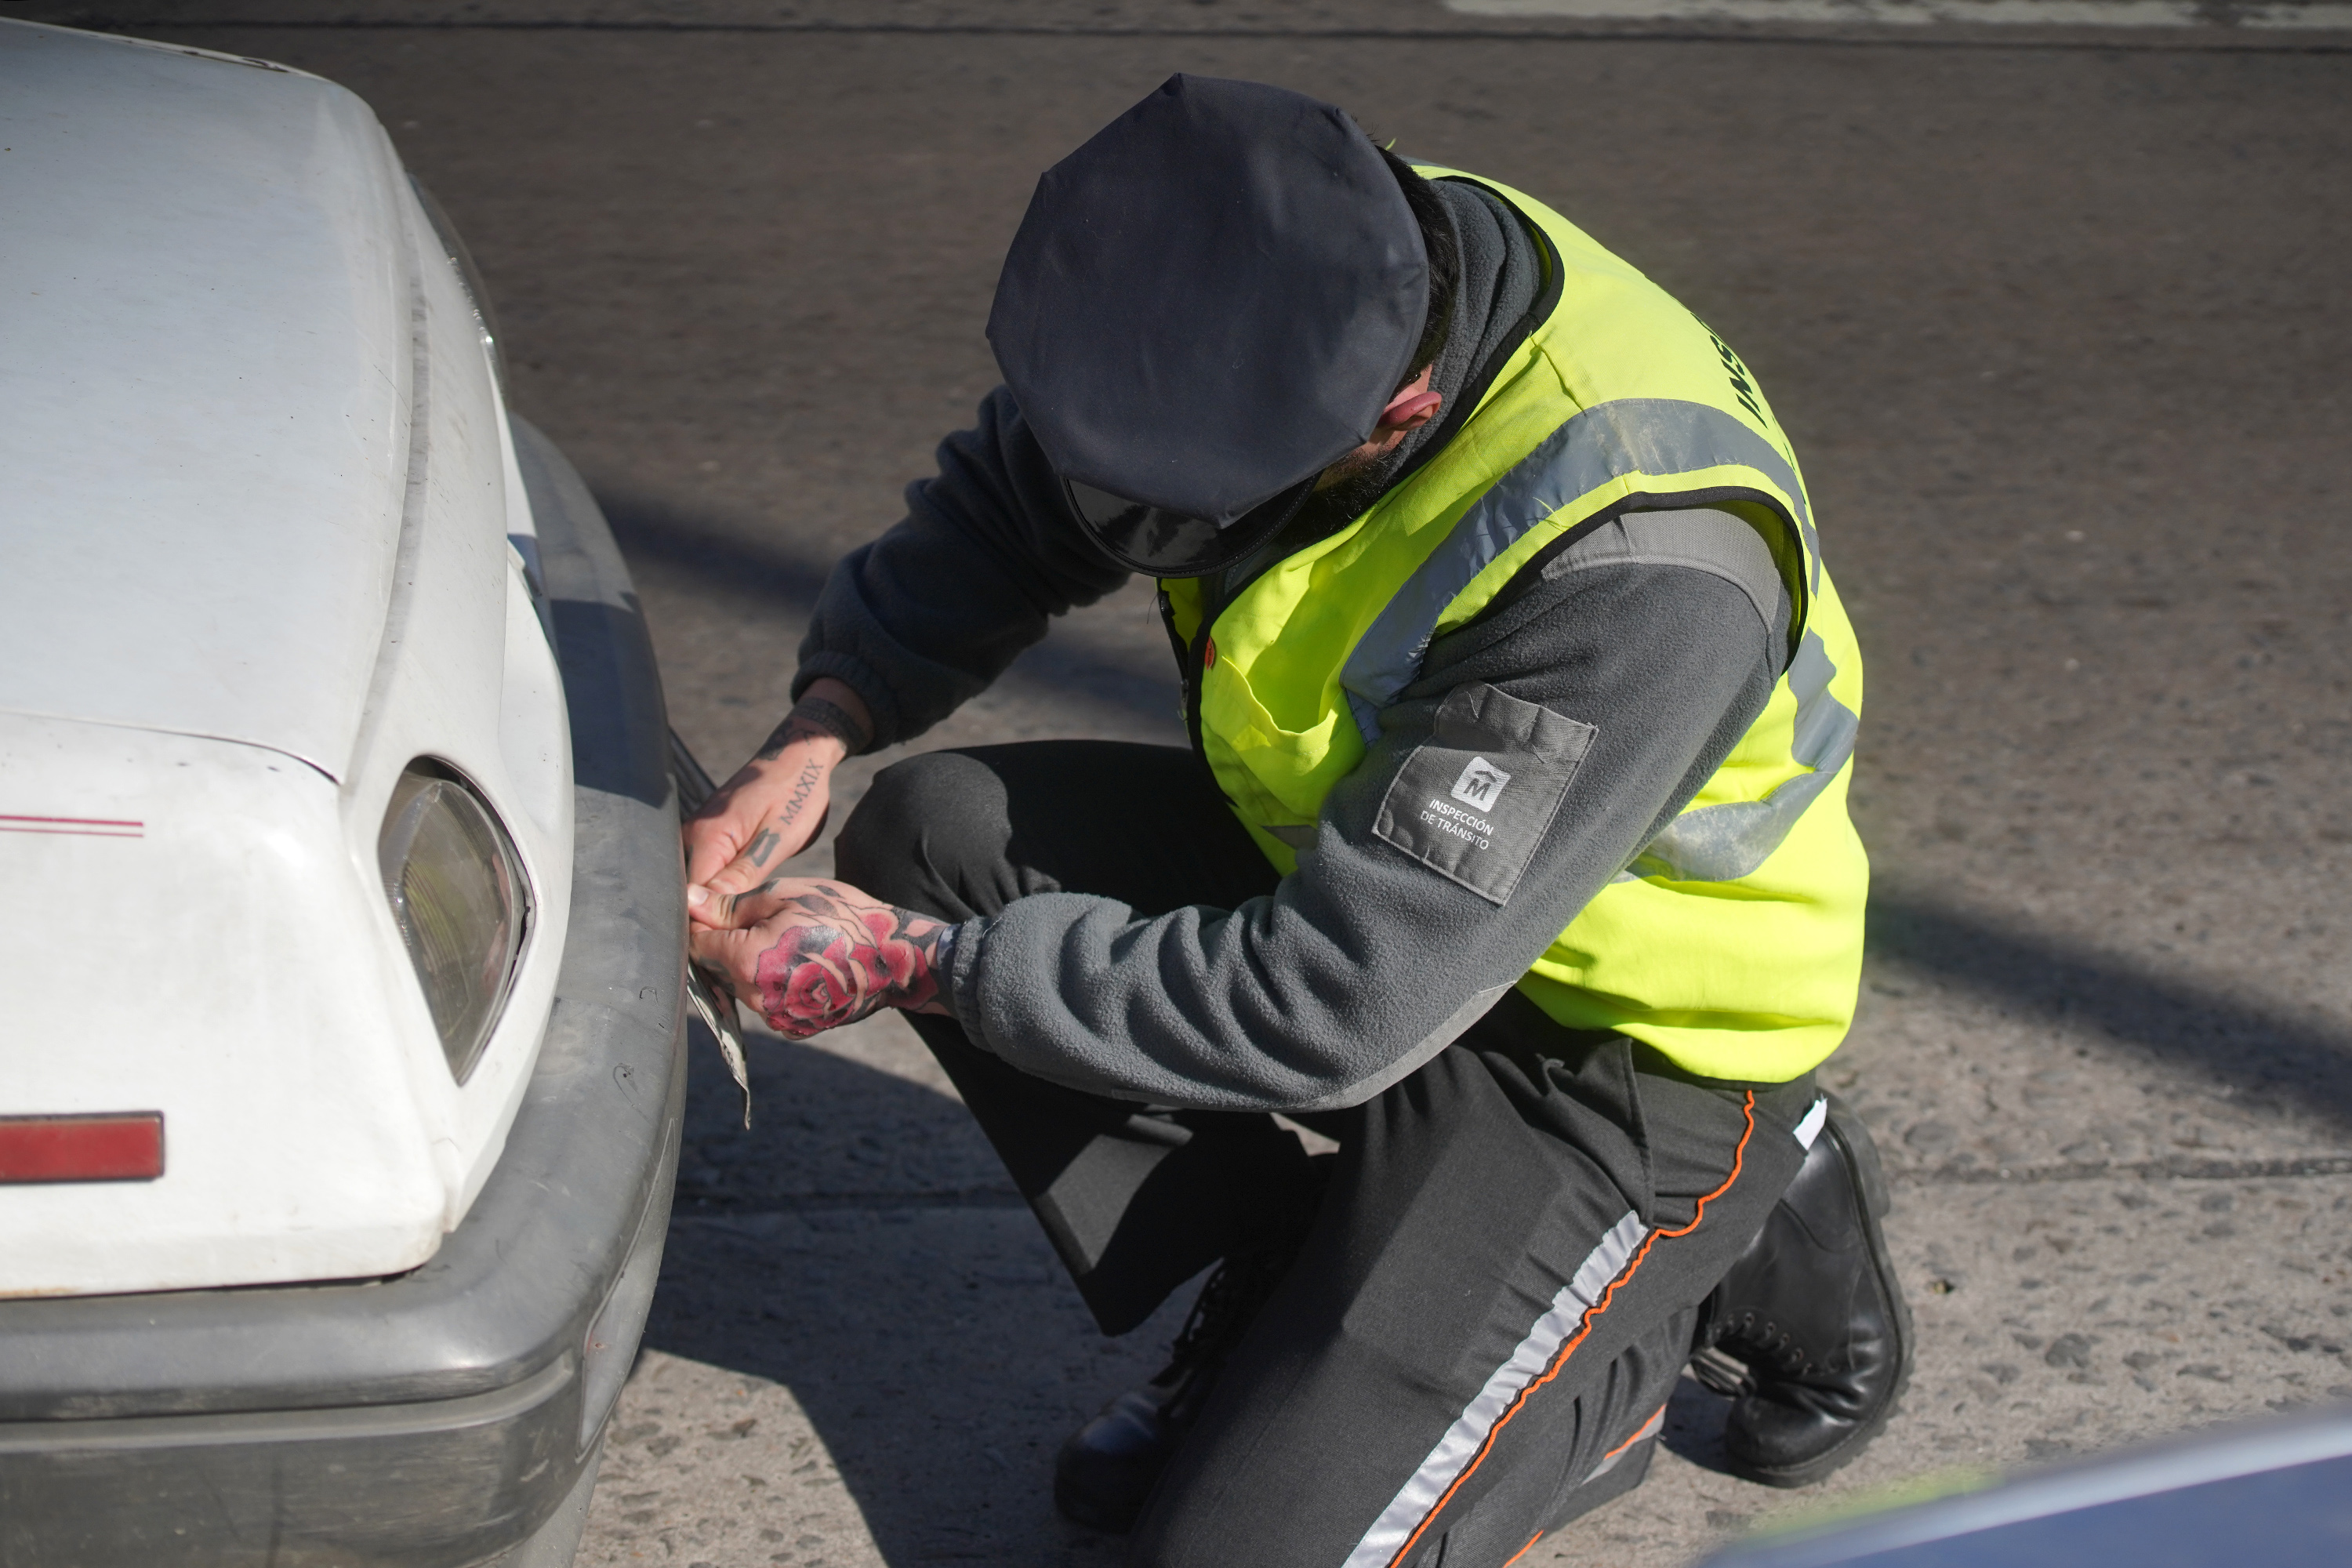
[836,742,1819,1568]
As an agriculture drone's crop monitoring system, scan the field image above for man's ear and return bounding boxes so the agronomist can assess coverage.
[1377,383,1445,434]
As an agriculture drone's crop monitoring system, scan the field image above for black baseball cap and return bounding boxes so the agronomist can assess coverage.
[986,74,1430,575]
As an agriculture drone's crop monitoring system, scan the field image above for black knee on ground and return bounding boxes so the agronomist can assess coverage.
[833,750,1008,920]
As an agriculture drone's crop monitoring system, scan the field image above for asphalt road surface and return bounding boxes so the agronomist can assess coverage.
[27,3,2352,1563]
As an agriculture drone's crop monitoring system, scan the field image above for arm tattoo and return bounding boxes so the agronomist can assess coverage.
[747,883,946,1040]
[755,695,868,760]
[779,755,823,829]
[741,754,829,868]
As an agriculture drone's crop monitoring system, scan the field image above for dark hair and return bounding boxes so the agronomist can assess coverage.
[1379,146,1459,377]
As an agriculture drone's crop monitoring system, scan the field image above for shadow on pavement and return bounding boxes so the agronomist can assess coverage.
[597,484,833,619]
[644,1019,1161,1566]
[1868,894,2352,1142]
[595,482,1182,737]
[639,887,2352,1559]
[666,1018,1011,1214]
[1660,1376,1740,1479]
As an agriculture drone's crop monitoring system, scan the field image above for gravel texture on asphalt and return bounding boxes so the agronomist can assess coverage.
[20,4,2348,1563]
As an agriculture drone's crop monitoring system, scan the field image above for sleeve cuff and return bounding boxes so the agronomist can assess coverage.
[791,652,901,754]
[944,915,991,1047]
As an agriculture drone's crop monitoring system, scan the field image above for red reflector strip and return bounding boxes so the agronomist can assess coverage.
[0,1113,165,1183]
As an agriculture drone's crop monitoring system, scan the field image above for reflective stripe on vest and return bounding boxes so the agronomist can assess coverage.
[1622,628,1857,884]
[1341,397,1822,744]
[1179,169,1869,1083]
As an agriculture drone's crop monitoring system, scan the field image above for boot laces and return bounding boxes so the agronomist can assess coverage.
[1717,1309,1817,1379]
[1690,1344,1755,1398]
[1160,1249,1284,1385]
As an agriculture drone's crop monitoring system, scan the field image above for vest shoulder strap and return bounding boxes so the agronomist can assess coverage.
[1338,395,1817,739]
[1542,506,1796,675]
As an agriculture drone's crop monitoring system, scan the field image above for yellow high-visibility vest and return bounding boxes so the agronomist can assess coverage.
[1160,169,1868,1083]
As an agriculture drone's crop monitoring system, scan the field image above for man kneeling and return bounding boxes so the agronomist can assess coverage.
[685,75,1909,1566]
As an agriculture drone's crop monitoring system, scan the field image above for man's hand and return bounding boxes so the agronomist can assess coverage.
[684,678,872,914]
[688,877,950,1039]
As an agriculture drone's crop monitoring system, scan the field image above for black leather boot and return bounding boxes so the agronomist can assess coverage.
[1053,1247,1290,1533]
[1693,1093,1912,1488]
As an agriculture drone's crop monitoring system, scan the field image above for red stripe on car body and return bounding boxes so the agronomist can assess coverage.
[0,1114,166,1182]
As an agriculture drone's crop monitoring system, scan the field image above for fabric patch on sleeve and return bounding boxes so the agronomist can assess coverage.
[1372,684,1595,904]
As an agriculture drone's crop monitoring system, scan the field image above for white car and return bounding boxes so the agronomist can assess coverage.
[0,20,691,1566]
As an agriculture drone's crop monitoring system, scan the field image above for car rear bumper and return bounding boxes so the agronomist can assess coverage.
[0,419,688,1568]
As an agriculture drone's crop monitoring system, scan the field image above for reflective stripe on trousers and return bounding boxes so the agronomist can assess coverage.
[1341,1094,1824,1567]
[1339,1210,1652,1568]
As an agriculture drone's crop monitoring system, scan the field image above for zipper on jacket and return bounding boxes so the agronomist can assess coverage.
[1174,579,1222,764]
[1163,553,1255,793]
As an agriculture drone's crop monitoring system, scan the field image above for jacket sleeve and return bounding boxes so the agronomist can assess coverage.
[943,517,1794,1110]
[793,386,1130,750]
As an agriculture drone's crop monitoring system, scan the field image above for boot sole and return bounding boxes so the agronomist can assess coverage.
[1733,1355,1910,1489]
[1730,1094,1916,1490]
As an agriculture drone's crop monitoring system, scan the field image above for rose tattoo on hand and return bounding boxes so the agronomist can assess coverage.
[753,893,938,1036]
[688,878,949,1040]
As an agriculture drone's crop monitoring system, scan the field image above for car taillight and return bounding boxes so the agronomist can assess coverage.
[377,762,531,1085]
[0,1113,165,1183]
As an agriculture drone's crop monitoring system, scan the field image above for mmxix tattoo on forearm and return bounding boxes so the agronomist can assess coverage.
[750,884,944,1039]
[736,750,830,871]
[740,754,827,866]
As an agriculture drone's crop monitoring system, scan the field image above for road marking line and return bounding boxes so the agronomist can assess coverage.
[1449,0,2352,27]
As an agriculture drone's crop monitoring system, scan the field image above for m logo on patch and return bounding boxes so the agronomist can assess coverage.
[1450,756,1512,811]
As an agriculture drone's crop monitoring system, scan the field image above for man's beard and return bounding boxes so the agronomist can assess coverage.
[1311,446,1399,524]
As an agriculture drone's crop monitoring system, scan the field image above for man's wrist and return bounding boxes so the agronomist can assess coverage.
[770,677,874,758]
[924,921,960,1016]
[789,694,868,751]
[753,701,861,767]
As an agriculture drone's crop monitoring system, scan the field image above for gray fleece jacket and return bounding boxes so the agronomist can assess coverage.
[795,187,1797,1112]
